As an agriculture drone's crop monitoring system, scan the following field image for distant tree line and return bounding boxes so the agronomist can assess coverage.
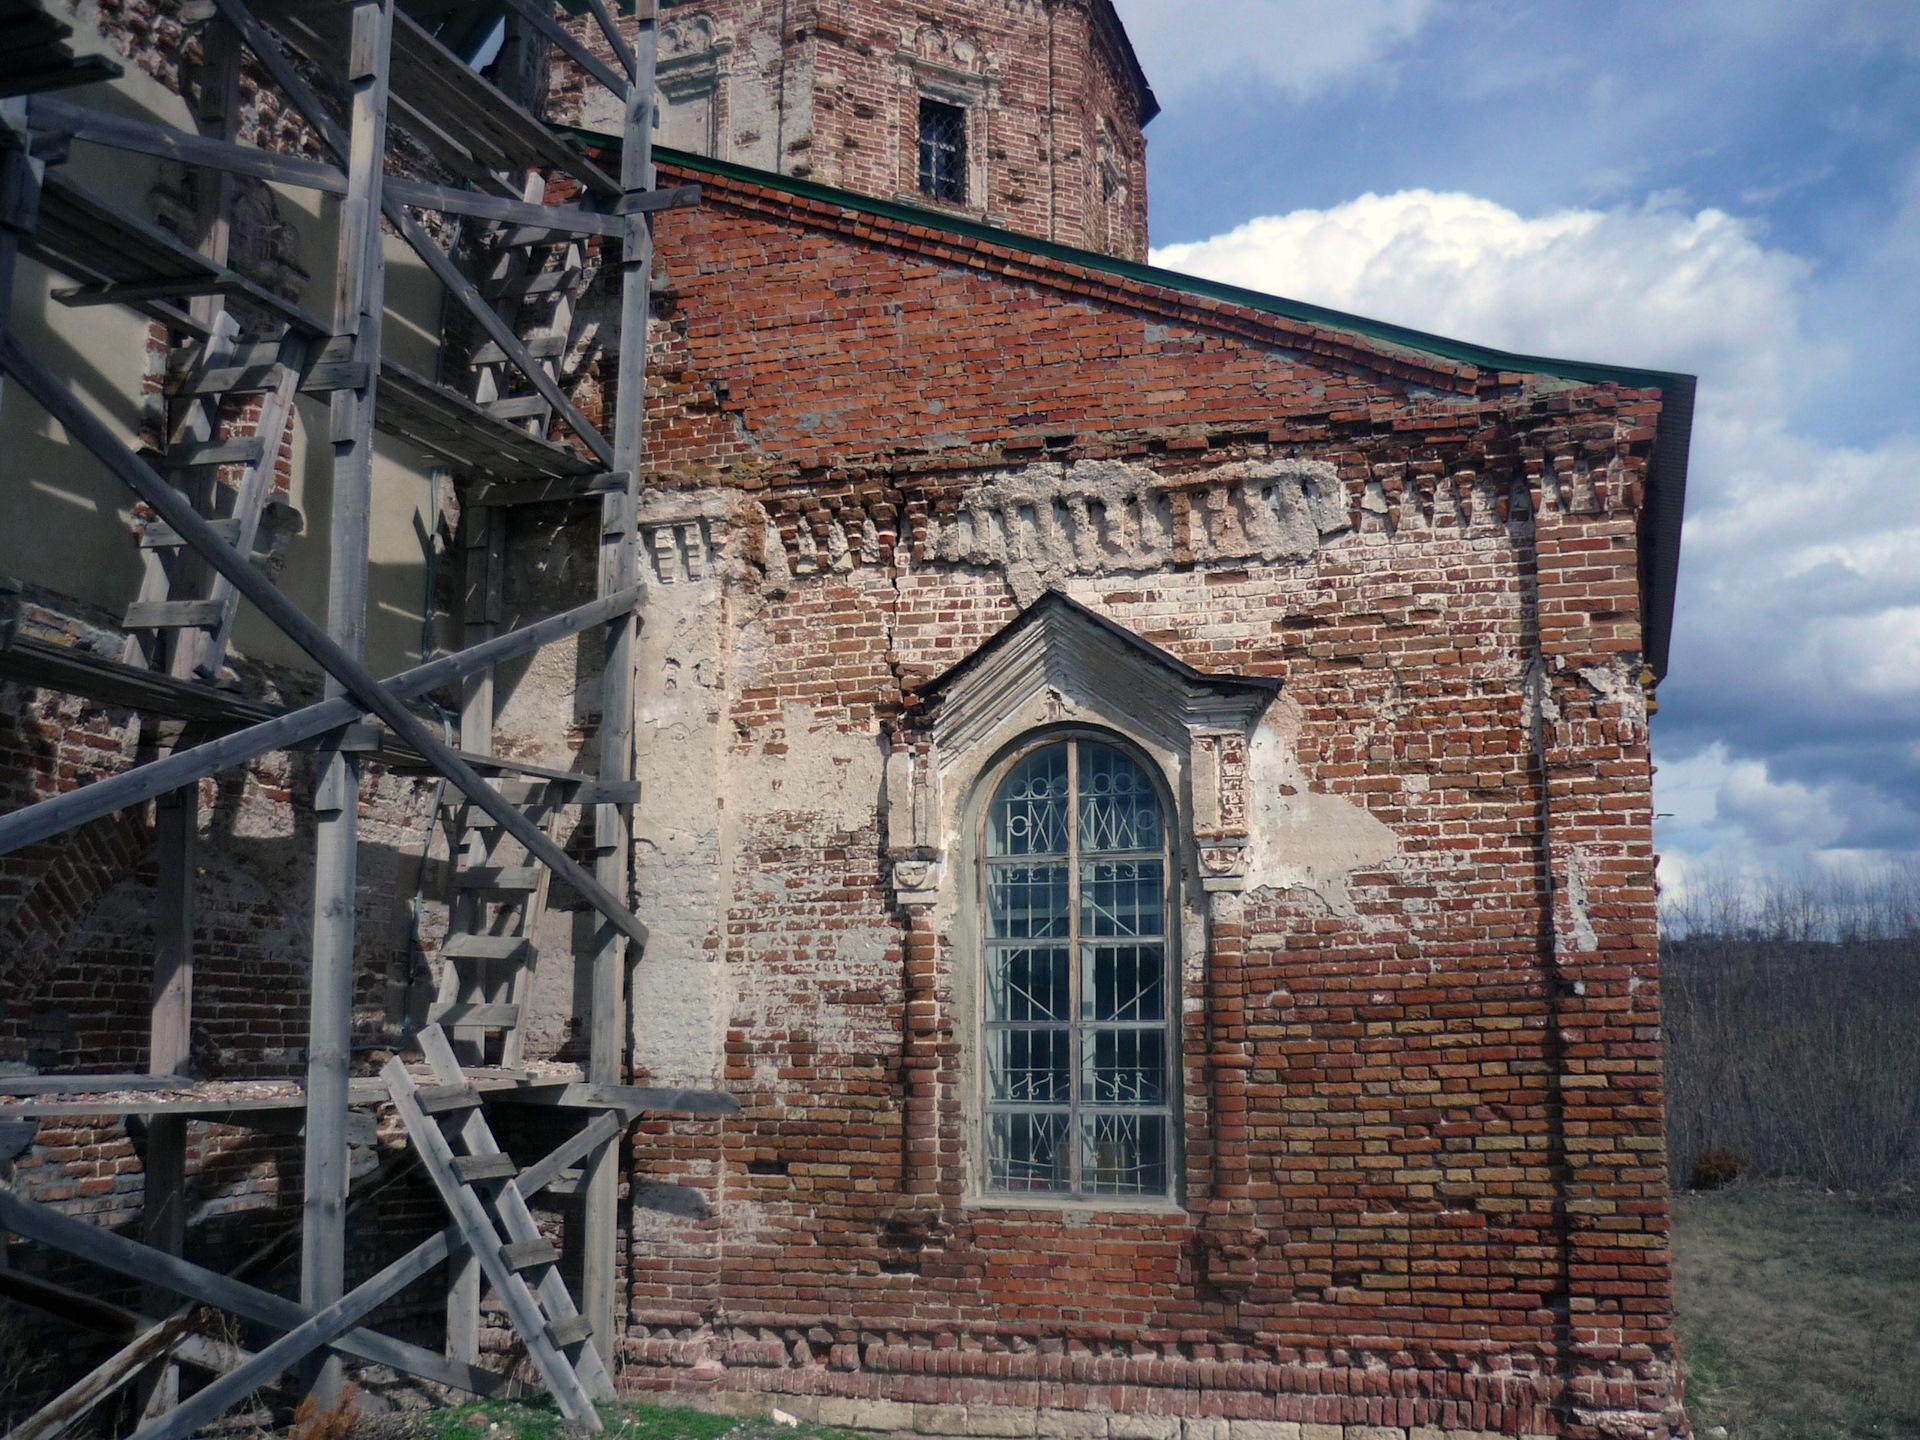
[1661,867,1920,1194]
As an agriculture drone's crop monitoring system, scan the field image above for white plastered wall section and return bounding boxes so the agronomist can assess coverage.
[0,9,445,679]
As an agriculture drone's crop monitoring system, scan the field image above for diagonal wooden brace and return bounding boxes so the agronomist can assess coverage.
[0,334,648,950]
[0,585,641,857]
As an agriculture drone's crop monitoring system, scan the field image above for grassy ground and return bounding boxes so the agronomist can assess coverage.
[1673,1183,1920,1439]
[413,1400,863,1440]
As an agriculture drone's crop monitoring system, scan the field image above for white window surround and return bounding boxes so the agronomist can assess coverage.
[893,33,997,217]
[885,591,1280,1208]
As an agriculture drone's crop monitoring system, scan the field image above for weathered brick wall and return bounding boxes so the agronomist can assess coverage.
[553,0,1152,258]
[601,168,1678,1440]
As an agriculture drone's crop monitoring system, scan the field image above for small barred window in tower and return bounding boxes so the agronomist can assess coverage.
[919,100,968,204]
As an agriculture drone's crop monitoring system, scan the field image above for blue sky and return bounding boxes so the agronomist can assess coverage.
[1110,0,1920,895]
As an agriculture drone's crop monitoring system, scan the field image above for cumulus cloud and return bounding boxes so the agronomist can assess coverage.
[1109,0,1434,100]
[1148,189,1920,894]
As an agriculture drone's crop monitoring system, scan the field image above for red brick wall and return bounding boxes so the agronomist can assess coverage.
[604,171,1679,1439]
[553,0,1153,258]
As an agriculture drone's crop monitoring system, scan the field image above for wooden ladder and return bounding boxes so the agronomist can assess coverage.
[468,171,587,441]
[434,774,587,1070]
[123,308,304,682]
[382,1023,622,1425]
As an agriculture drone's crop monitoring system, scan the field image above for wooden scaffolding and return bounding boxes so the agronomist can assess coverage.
[0,0,725,1430]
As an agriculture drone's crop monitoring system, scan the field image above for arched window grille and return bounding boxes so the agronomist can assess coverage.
[980,737,1173,1198]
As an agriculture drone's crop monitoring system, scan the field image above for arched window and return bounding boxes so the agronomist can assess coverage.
[980,737,1173,1198]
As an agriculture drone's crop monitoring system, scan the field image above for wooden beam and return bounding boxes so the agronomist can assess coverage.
[498,0,629,102]
[384,200,617,469]
[26,97,346,193]
[304,1,392,1406]
[125,1226,463,1440]
[583,0,661,1370]
[386,176,627,236]
[508,1081,740,1116]
[0,587,640,857]
[0,1187,509,1397]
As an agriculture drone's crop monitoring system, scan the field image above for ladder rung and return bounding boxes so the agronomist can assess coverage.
[471,333,567,366]
[500,1239,559,1272]
[427,1001,521,1029]
[482,266,582,300]
[441,934,531,963]
[544,1315,594,1348]
[484,396,553,422]
[160,437,266,470]
[449,1152,521,1183]
[457,866,540,892]
[413,1083,483,1115]
[170,362,294,397]
[142,518,241,549]
[124,599,226,630]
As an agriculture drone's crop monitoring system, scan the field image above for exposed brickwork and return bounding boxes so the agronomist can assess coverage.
[551,0,1153,259]
[2,7,1679,1438]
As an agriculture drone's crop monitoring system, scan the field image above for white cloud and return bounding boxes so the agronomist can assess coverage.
[1149,189,1920,881]
[1109,0,1434,100]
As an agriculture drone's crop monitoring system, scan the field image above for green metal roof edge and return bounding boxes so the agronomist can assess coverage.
[575,131,1695,396]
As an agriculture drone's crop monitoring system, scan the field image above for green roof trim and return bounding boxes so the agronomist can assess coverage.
[581,134,1696,397]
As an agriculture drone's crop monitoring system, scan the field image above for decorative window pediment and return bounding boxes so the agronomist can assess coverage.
[889,592,1279,895]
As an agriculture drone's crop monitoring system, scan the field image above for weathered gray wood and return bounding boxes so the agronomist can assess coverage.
[413,1083,483,1114]
[303,3,392,1408]
[511,1080,740,1116]
[209,0,348,163]
[498,0,628,100]
[385,177,626,237]
[448,1152,520,1183]
[0,340,651,940]
[123,599,225,630]
[0,1187,509,1396]
[383,1055,603,1424]
[500,1239,559,1272]
[0,587,640,857]
[155,437,264,470]
[197,352,305,679]
[124,1224,462,1440]
[385,200,616,468]
[441,934,530,963]
[417,1026,618,1402]
[27,96,346,193]
[425,1002,520,1029]
[516,1107,627,1196]
[583,0,638,79]
[8,1305,218,1440]
[615,184,701,215]
[583,2,660,1368]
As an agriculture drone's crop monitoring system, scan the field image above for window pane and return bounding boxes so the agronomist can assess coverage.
[1084,943,1165,1022]
[918,99,967,204]
[988,945,1070,1022]
[988,746,1069,857]
[1081,1113,1167,1196]
[1083,1028,1165,1106]
[987,863,1069,939]
[988,1028,1070,1104]
[988,1111,1070,1192]
[1080,859,1163,938]
[1078,743,1161,853]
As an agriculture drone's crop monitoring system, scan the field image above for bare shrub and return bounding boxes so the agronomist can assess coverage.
[1662,864,1920,1193]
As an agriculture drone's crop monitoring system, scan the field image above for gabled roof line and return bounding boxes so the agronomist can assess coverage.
[609,137,1696,400]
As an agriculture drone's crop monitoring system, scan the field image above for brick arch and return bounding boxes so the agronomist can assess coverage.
[0,809,152,1060]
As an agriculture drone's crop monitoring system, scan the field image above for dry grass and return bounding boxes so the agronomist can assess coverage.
[1673,1183,1920,1439]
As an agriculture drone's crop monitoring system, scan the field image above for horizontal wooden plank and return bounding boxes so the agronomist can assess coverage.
[457,866,540,892]
[158,437,266,470]
[449,1152,521,1184]
[440,934,531,963]
[545,1315,594,1348]
[481,266,582,301]
[412,1082,484,1115]
[385,177,625,238]
[509,1081,742,1117]
[426,1002,521,1029]
[484,396,554,422]
[470,332,568,367]
[500,1239,559,1272]
[29,97,347,193]
[124,599,226,630]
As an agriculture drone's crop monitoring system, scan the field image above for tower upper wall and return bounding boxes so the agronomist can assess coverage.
[554,0,1157,260]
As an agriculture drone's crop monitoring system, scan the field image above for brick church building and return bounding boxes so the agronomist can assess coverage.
[0,2,1692,1438]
